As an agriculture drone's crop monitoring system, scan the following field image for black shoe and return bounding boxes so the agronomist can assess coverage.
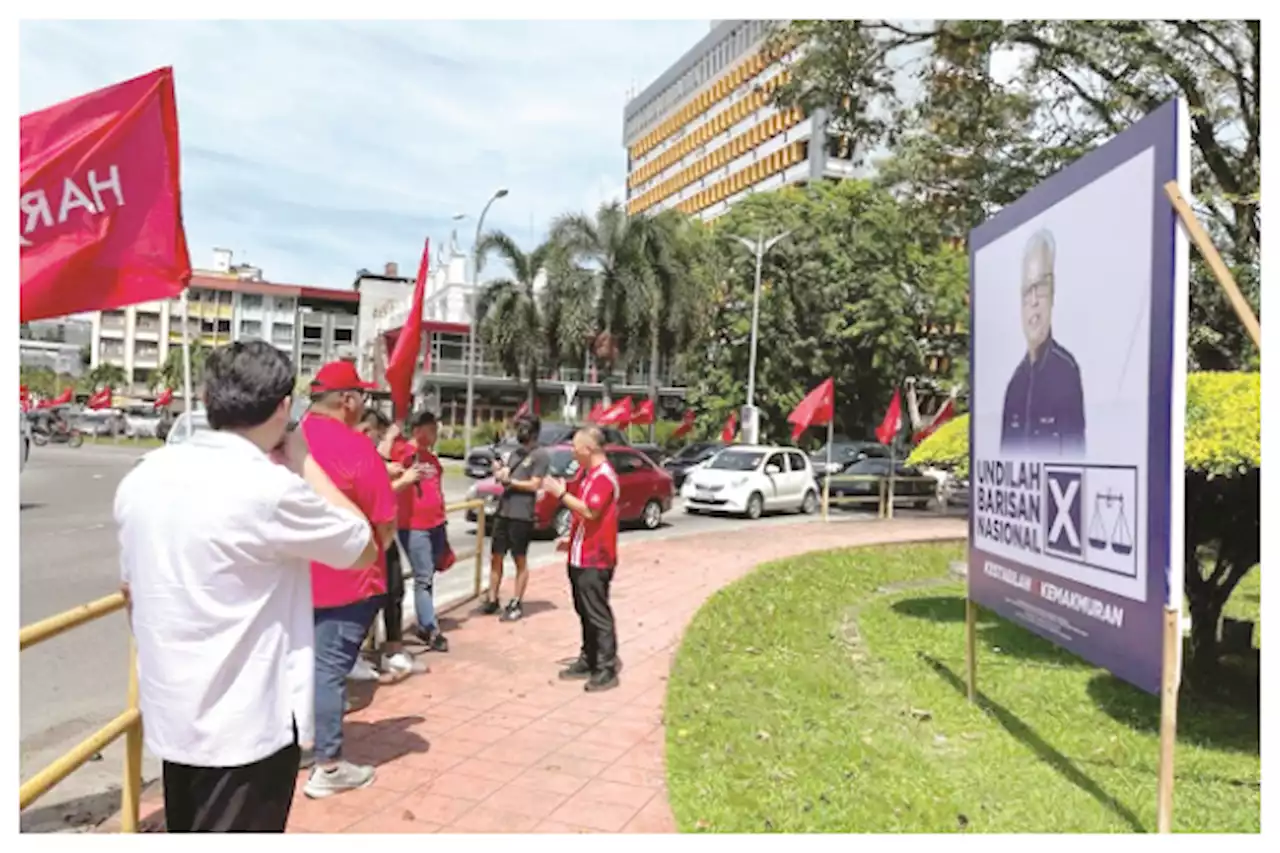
[558,659,593,680]
[415,627,449,652]
[585,670,619,692]
[480,599,500,615]
[500,600,523,622]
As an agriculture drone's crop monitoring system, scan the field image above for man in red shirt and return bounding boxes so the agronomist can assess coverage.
[396,410,451,652]
[543,426,621,692]
[300,361,398,798]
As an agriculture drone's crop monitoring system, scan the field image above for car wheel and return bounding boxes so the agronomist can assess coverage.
[641,499,663,530]
[553,508,572,539]
[745,492,764,520]
[801,490,819,515]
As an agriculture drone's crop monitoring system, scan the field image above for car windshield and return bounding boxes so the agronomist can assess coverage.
[675,442,719,462]
[843,458,890,476]
[708,450,765,471]
[167,412,209,445]
[547,448,580,477]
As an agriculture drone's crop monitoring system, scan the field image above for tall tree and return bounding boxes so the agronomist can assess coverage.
[158,341,208,396]
[474,231,561,408]
[550,201,667,403]
[88,362,126,392]
[773,19,1261,370]
[686,180,968,445]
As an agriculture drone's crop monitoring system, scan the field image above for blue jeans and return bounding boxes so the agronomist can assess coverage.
[398,528,443,634]
[313,597,381,762]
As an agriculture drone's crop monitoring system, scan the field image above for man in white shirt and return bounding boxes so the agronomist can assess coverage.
[115,341,378,832]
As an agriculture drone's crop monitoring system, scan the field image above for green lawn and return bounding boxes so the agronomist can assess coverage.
[665,542,1260,833]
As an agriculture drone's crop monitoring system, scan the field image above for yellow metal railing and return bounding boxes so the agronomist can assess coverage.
[18,592,144,831]
[821,475,941,520]
[20,499,486,832]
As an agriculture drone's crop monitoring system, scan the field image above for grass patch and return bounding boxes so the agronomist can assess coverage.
[665,542,1260,833]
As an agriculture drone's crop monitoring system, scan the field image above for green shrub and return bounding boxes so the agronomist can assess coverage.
[436,437,465,459]
[906,414,970,477]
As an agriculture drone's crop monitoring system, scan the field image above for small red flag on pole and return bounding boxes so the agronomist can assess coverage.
[721,410,738,442]
[596,396,634,427]
[787,377,835,440]
[875,389,903,446]
[631,399,655,426]
[671,408,696,439]
[385,239,430,421]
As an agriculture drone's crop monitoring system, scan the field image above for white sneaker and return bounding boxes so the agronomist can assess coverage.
[303,760,375,799]
[347,657,380,681]
[381,651,427,677]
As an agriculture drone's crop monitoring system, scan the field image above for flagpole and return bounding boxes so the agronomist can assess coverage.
[822,418,832,522]
[181,288,194,439]
[887,438,896,520]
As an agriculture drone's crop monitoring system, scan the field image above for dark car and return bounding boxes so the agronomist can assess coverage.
[810,440,891,478]
[826,457,938,509]
[662,441,725,489]
[464,422,630,479]
[632,443,666,466]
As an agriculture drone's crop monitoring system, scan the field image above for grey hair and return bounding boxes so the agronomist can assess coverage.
[579,426,605,450]
[1024,228,1056,263]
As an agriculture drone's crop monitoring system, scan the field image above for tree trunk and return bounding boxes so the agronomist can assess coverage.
[648,305,661,444]
[527,364,538,414]
[1187,592,1224,676]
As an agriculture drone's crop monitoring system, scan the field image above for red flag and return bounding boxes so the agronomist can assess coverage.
[875,389,903,446]
[385,239,430,420]
[38,387,74,409]
[21,67,191,322]
[632,399,655,426]
[596,396,634,427]
[514,399,542,420]
[87,388,113,410]
[20,386,31,412]
[153,387,173,409]
[721,410,738,442]
[586,401,604,423]
[913,393,957,443]
[787,377,835,440]
[671,408,696,439]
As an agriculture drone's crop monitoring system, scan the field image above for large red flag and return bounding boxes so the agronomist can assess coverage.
[38,387,74,409]
[586,401,604,423]
[21,67,191,322]
[671,408,696,439]
[20,386,31,413]
[787,377,834,440]
[632,399,655,426]
[596,396,634,427]
[721,410,738,442]
[875,389,903,446]
[385,239,430,420]
[913,392,957,443]
[153,388,173,409]
[87,388,113,410]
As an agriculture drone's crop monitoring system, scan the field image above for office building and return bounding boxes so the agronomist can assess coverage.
[297,287,359,381]
[623,19,924,221]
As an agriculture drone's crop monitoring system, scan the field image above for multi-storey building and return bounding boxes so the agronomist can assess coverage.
[87,249,357,399]
[624,20,873,221]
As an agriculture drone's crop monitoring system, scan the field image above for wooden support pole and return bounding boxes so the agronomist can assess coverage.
[1163,181,1261,352]
[1156,606,1181,833]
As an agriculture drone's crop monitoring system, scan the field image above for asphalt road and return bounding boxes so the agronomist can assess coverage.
[18,442,891,832]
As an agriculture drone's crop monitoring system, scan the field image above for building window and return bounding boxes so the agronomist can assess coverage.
[240,319,263,338]
[334,327,353,343]
[240,294,263,309]
[302,325,323,341]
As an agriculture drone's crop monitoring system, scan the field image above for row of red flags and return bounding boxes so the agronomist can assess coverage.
[784,378,956,445]
[20,385,174,413]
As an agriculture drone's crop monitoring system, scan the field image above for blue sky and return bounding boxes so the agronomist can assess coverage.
[19,19,710,289]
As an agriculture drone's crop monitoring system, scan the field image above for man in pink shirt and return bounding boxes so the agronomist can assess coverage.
[300,361,397,798]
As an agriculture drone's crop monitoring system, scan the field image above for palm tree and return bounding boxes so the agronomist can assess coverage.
[88,362,126,392]
[474,232,564,408]
[550,200,668,404]
[157,342,208,396]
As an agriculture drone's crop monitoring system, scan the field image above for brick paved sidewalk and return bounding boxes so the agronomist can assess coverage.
[115,516,965,833]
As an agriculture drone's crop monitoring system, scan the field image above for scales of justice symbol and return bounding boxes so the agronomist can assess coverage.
[1088,489,1134,556]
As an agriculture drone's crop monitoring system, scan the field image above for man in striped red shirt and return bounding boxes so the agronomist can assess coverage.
[543,427,621,692]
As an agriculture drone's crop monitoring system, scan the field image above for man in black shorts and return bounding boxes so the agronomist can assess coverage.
[483,414,549,621]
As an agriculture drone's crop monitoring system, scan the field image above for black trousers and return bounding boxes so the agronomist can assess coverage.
[384,541,404,643]
[568,566,618,673]
[162,737,300,832]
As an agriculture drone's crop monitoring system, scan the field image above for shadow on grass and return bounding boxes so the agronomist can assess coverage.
[892,596,1089,668]
[918,652,1147,833]
[1087,662,1259,756]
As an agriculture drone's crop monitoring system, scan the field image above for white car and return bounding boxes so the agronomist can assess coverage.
[681,445,820,519]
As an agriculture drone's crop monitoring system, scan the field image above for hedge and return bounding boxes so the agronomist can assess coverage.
[907,372,1260,478]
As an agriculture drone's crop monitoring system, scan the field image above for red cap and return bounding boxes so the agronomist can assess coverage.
[311,361,377,393]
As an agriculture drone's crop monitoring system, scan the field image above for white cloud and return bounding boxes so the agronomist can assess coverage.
[19,19,707,287]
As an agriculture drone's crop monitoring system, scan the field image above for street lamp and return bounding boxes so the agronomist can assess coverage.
[463,188,509,459]
[731,228,791,445]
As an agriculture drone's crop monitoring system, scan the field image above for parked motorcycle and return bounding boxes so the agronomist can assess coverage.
[30,422,84,448]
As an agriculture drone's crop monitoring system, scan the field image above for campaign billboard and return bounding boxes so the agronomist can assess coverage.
[967,99,1190,695]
